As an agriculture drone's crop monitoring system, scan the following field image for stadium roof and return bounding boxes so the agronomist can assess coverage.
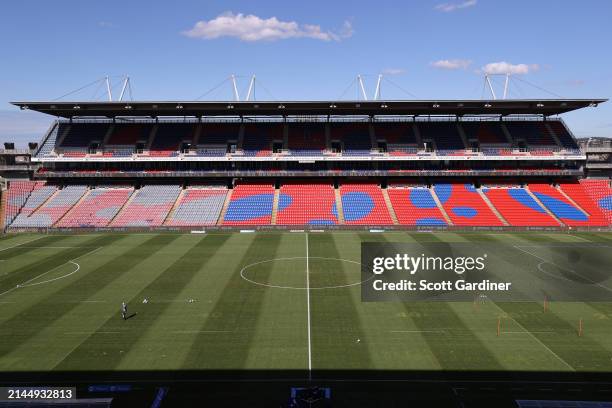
[11,98,607,118]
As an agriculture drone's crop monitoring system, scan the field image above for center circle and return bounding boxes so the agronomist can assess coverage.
[240,257,370,290]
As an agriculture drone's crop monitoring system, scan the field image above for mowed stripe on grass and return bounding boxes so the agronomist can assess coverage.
[0,234,177,369]
[182,233,290,370]
[309,233,372,370]
[0,231,611,373]
[52,234,224,371]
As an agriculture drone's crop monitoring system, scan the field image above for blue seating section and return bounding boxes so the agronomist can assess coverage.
[37,124,60,157]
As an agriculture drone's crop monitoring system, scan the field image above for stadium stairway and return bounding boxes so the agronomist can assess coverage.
[53,187,91,226]
[387,186,449,226]
[483,187,560,227]
[334,187,345,224]
[55,123,72,147]
[381,188,399,225]
[456,124,470,151]
[4,181,39,227]
[163,187,186,225]
[110,185,180,227]
[430,187,454,225]
[57,186,135,228]
[15,185,88,228]
[434,184,504,226]
[524,186,565,226]
[500,123,514,144]
[555,186,590,217]
[477,188,509,226]
[31,187,60,215]
[145,124,158,150]
[527,183,606,226]
[108,187,138,226]
[217,188,233,225]
[100,124,115,146]
[543,123,563,147]
[0,188,6,230]
[8,184,57,227]
[271,187,280,225]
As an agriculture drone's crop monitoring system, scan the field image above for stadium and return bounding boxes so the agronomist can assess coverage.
[1,94,612,406]
[2,1,612,405]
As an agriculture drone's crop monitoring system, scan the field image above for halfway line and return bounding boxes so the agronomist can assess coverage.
[306,232,312,380]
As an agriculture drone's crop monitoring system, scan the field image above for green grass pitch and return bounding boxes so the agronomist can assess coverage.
[1,230,612,374]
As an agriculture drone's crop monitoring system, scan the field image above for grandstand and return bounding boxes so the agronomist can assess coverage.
[1,96,612,408]
[1,98,610,231]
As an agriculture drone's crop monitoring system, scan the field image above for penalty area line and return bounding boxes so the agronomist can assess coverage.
[0,246,104,297]
[0,236,46,252]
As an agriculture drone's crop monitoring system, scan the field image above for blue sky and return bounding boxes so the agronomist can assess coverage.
[1,0,611,145]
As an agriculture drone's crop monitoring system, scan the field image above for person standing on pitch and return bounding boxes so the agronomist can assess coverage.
[121,301,127,320]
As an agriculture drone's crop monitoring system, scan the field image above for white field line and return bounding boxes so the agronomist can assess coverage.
[0,287,17,297]
[565,234,592,242]
[9,246,101,249]
[502,331,556,334]
[515,243,612,248]
[390,330,447,334]
[0,246,103,297]
[0,236,46,252]
[512,245,612,293]
[171,330,233,334]
[306,232,312,380]
[18,261,81,288]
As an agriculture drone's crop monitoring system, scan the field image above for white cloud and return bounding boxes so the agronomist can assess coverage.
[382,68,405,75]
[430,59,472,70]
[481,61,539,75]
[435,0,477,12]
[182,12,353,42]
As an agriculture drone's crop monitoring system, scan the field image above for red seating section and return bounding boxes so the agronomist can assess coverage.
[528,183,604,226]
[580,179,612,224]
[339,184,393,225]
[558,182,609,226]
[5,181,611,229]
[277,183,337,225]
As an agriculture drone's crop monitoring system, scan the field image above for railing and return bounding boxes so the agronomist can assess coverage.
[56,115,555,125]
[6,224,611,234]
[34,168,583,179]
[0,149,32,155]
